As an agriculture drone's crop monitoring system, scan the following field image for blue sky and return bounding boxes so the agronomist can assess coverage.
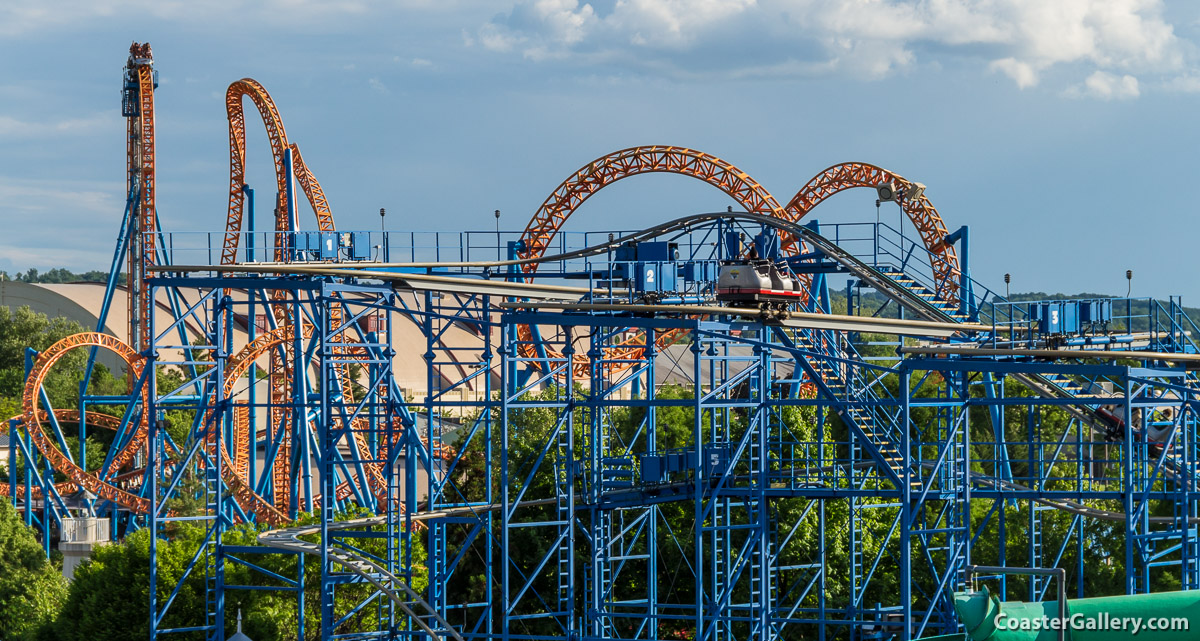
[2,0,1199,300]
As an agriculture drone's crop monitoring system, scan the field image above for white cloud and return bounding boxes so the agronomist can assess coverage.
[1066,70,1140,99]
[0,111,118,139]
[0,0,427,37]
[471,0,1191,96]
[607,0,755,48]
[989,58,1040,89]
[1163,74,1200,92]
[0,177,118,210]
[529,0,595,46]
[478,22,525,53]
[367,77,388,94]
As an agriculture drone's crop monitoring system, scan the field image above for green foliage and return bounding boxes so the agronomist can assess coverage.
[1,435,111,484]
[49,523,214,641]
[0,306,89,403]
[0,501,68,641]
[47,513,429,641]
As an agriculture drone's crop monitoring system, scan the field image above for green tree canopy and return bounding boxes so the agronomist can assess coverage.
[0,500,68,640]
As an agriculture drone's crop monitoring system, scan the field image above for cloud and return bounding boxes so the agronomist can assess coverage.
[1065,70,1140,99]
[0,176,129,271]
[0,0,428,37]
[0,111,118,139]
[606,0,755,48]
[0,177,121,215]
[1162,73,1200,93]
[471,0,1191,95]
[989,58,1039,89]
[368,77,388,94]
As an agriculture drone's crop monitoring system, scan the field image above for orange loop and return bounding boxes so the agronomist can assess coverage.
[785,162,960,302]
[0,410,123,499]
[516,146,807,377]
[217,326,390,522]
[221,79,336,266]
[21,333,152,512]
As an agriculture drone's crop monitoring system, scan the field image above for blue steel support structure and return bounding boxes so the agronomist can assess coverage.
[15,188,1200,641]
[22,43,1200,641]
[246,215,1200,639]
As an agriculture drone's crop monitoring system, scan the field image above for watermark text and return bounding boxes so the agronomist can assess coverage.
[993,612,1189,635]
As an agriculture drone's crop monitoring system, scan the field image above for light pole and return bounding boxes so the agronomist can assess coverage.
[378,208,387,261]
[494,209,501,261]
[874,199,881,267]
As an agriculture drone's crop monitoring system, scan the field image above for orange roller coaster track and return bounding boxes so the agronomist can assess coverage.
[221,78,336,266]
[785,162,960,302]
[0,410,122,500]
[221,78,357,516]
[21,333,152,513]
[217,327,391,523]
[516,145,808,376]
[14,74,361,522]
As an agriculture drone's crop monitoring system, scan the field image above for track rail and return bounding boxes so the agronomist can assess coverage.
[786,162,959,301]
[257,498,557,640]
[516,146,807,376]
[220,78,364,516]
[21,333,152,512]
[221,78,336,265]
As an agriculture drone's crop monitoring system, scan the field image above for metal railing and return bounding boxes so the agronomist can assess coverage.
[61,517,110,543]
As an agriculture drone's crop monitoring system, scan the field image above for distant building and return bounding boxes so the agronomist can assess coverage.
[1,281,683,419]
[59,515,110,580]
[0,431,10,473]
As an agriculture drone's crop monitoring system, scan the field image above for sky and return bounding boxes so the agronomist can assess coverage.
[1,0,1199,301]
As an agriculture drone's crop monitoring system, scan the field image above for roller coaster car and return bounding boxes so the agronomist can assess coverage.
[716,259,803,308]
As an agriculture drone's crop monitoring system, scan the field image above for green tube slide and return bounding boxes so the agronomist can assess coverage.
[949,587,1200,640]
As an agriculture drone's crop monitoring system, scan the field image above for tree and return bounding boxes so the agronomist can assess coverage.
[0,306,89,409]
[48,524,204,641]
[0,500,68,640]
[1,268,112,285]
[47,512,428,641]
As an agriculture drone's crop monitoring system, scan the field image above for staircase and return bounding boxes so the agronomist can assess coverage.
[792,329,915,489]
[877,268,968,321]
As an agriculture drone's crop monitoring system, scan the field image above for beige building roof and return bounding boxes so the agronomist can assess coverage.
[1,281,501,404]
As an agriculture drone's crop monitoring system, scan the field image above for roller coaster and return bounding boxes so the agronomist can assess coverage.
[6,42,1200,641]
